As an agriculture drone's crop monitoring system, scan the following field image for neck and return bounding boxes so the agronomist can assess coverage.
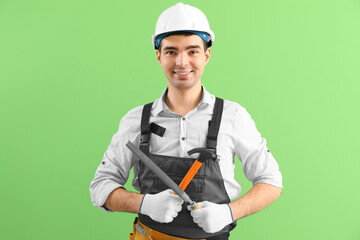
[165,83,202,116]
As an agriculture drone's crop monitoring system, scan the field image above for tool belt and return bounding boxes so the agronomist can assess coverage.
[130,218,229,240]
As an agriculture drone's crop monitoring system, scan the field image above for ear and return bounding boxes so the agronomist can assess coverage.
[204,48,211,65]
[156,50,161,63]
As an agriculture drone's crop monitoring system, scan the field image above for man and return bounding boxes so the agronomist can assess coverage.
[90,2,283,240]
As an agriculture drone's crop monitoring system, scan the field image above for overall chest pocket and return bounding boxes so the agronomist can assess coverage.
[146,153,205,202]
[153,173,205,202]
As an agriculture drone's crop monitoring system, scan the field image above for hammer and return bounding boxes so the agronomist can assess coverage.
[174,147,217,210]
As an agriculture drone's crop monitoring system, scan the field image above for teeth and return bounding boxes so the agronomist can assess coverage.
[176,72,191,75]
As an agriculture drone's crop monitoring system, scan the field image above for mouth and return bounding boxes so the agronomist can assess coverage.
[173,70,193,78]
[174,71,192,74]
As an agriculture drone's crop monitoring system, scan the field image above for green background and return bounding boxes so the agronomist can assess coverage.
[1,0,359,239]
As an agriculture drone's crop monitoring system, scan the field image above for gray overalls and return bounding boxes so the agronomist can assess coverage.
[137,97,236,239]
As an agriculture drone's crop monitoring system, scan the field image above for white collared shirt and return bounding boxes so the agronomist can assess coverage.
[90,86,283,212]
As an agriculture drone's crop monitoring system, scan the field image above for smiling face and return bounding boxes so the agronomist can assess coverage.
[156,34,211,91]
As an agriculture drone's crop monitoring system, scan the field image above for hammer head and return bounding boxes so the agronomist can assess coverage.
[187,147,217,162]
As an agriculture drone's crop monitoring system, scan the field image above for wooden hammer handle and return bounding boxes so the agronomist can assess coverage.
[192,203,202,210]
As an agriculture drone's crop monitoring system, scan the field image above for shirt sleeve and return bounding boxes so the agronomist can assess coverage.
[234,105,283,188]
[89,107,142,212]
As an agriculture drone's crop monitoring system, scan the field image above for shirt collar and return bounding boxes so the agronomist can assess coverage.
[152,84,215,117]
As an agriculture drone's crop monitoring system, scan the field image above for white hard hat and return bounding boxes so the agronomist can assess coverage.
[152,2,215,49]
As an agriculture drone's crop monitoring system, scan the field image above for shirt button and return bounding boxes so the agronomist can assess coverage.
[181,137,185,141]
[182,117,185,121]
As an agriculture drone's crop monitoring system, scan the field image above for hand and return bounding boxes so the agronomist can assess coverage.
[188,201,234,233]
[139,189,184,223]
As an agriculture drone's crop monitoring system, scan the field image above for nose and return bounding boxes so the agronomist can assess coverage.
[175,52,189,67]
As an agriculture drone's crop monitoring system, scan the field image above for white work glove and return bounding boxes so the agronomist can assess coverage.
[188,201,234,233]
[139,189,184,223]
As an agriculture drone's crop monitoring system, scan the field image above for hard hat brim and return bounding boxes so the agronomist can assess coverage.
[153,30,213,49]
[152,29,215,49]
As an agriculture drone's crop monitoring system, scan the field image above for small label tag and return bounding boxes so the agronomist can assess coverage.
[136,223,146,236]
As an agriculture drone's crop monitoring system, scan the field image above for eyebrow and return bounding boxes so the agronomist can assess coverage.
[163,45,202,51]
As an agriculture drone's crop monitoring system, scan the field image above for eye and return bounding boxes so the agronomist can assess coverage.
[166,51,176,55]
[189,50,198,54]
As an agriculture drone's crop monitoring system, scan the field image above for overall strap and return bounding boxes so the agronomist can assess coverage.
[140,102,153,153]
[206,97,224,152]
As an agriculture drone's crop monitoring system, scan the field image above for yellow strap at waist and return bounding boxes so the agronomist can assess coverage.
[134,218,205,240]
